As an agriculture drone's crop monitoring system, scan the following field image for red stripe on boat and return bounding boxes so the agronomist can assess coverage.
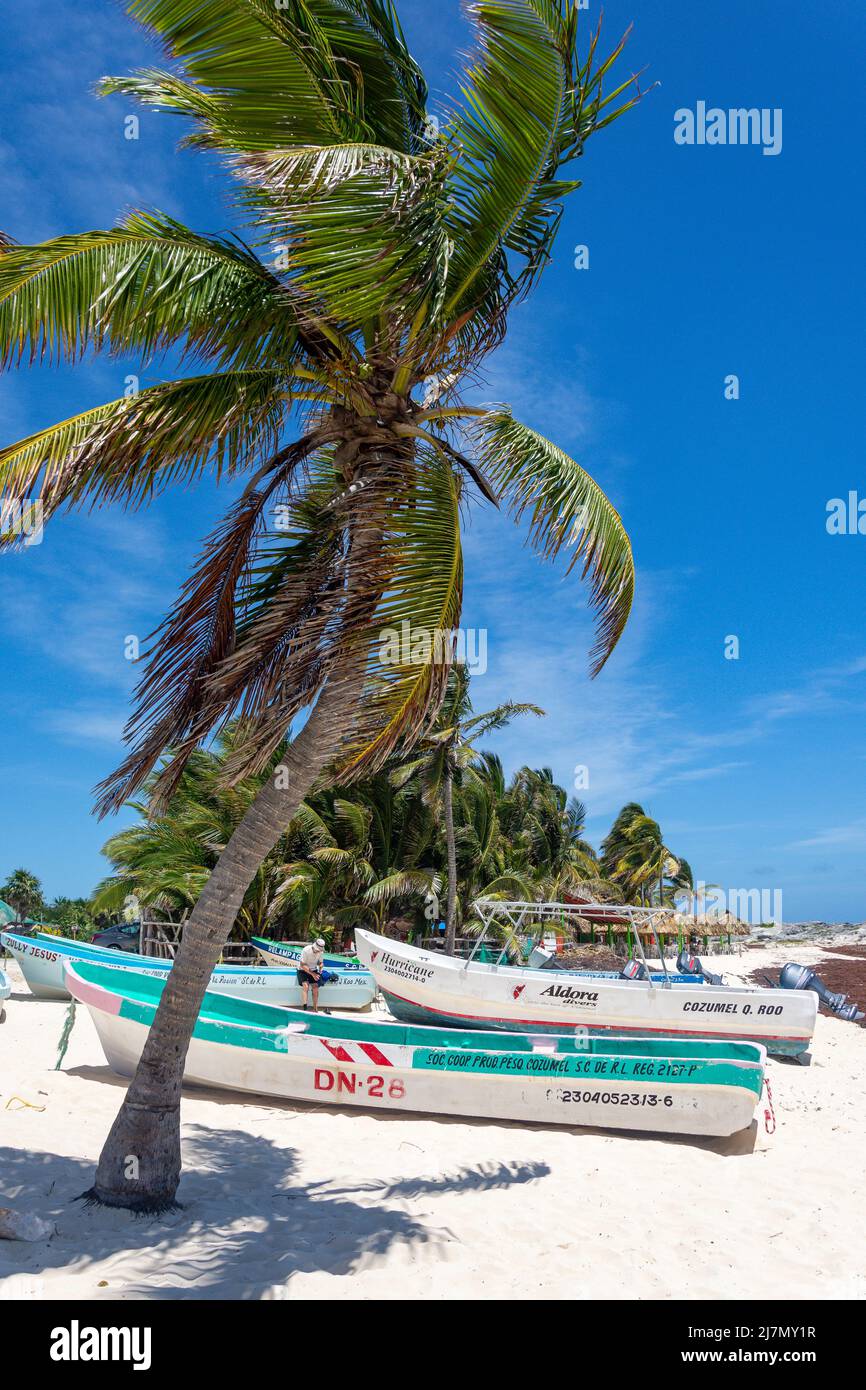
[320,1039,354,1062]
[358,1042,393,1067]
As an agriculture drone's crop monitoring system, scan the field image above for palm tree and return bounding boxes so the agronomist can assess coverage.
[0,2,639,1209]
[0,868,44,923]
[430,752,532,935]
[394,665,543,950]
[600,803,691,905]
[40,897,97,935]
[274,778,437,936]
[499,766,599,892]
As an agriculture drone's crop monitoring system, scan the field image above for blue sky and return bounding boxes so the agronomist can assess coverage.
[1,1,864,921]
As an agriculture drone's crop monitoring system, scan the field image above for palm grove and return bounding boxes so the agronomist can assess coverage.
[1,0,645,1209]
[87,671,693,941]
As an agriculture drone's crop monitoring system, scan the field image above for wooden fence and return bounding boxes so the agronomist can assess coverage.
[138,913,260,964]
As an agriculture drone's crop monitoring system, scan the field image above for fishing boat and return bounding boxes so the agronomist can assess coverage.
[0,929,376,1010]
[65,960,768,1137]
[250,936,364,969]
[354,905,818,1058]
[0,968,10,1017]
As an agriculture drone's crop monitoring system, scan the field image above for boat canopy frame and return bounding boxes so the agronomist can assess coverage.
[469,900,673,989]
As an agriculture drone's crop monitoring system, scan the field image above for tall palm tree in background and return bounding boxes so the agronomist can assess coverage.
[499,765,599,892]
[600,803,692,905]
[0,1,639,1208]
[394,664,543,950]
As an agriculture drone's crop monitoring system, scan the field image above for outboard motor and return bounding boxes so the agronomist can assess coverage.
[619,958,649,982]
[779,962,864,1022]
[529,946,564,971]
[676,948,723,987]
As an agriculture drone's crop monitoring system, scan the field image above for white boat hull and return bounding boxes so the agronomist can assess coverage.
[82,996,763,1137]
[354,929,817,1057]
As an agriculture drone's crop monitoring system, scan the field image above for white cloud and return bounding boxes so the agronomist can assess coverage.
[44,707,127,748]
[744,655,866,724]
[791,820,866,851]
[0,510,174,688]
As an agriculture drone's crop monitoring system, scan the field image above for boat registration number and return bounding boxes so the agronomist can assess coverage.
[314,1068,405,1101]
[548,1089,674,1108]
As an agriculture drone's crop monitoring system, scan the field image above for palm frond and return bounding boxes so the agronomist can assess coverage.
[239,143,452,331]
[461,701,545,738]
[0,213,296,369]
[472,410,634,673]
[95,433,324,814]
[0,370,290,525]
[362,868,432,906]
[500,13,642,304]
[336,447,463,779]
[104,0,429,153]
[443,0,567,321]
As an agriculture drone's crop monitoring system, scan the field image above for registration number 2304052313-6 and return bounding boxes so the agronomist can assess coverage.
[549,1088,674,1108]
[314,1069,405,1100]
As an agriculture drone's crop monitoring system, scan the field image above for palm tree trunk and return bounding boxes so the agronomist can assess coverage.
[87,659,364,1210]
[443,763,458,955]
[87,465,399,1211]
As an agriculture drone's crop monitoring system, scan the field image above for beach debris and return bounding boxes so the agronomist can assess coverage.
[0,1206,53,1241]
[5,1095,46,1112]
[779,963,864,1022]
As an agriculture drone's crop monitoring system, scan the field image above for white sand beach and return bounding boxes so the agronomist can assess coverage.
[1,945,864,1302]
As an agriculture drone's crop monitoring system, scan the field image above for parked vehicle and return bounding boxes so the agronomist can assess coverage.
[91,921,142,952]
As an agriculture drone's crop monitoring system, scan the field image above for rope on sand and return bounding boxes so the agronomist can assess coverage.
[55,1000,77,1070]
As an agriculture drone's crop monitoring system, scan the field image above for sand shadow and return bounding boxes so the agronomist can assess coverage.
[308,1158,551,1201]
[0,1128,554,1299]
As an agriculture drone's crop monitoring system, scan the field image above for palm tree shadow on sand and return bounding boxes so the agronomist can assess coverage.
[0,1130,551,1299]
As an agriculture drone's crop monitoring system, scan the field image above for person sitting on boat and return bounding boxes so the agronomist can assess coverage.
[297,939,326,1011]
